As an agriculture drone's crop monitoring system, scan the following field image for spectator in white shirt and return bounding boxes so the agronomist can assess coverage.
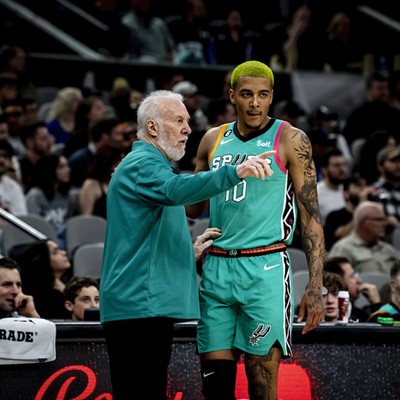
[317,148,349,225]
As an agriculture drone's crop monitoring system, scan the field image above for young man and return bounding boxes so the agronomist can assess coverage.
[64,276,99,321]
[0,257,40,319]
[99,90,275,400]
[18,120,53,193]
[324,256,381,322]
[317,148,349,225]
[322,271,347,323]
[186,61,325,399]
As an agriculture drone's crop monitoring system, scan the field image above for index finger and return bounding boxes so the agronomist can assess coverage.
[258,150,276,159]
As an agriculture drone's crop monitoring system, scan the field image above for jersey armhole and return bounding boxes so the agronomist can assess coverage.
[208,123,229,166]
[274,121,288,173]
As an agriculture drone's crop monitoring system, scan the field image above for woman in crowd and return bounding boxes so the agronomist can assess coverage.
[25,153,72,247]
[79,143,125,218]
[12,239,72,319]
[45,86,83,144]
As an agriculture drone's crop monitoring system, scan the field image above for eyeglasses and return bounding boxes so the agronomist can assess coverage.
[365,217,387,222]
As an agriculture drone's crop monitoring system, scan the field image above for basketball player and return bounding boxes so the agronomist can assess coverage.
[186,60,325,399]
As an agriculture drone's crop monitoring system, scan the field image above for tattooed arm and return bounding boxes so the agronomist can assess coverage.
[280,124,325,334]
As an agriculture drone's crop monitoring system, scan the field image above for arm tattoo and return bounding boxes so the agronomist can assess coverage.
[293,130,325,274]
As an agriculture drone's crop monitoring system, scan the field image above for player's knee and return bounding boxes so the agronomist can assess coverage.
[201,359,237,400]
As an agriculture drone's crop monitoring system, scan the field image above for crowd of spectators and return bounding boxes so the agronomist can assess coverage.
[0,0,400,327]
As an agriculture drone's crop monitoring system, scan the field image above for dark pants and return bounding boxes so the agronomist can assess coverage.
[103,317,175,400]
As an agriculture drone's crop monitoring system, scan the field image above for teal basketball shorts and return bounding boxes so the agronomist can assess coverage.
[197,248,294,358]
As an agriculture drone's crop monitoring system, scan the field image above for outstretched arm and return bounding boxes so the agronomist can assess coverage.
[283,125,325,333]
[186,126,275,219]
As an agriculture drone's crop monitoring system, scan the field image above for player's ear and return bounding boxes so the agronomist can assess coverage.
[228,89,236,105]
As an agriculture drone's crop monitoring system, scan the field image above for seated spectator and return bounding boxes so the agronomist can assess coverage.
[324,176,371,251]
[0,139,27,216]
[317,149,349,225]
[323,12,366,74]
[121,0,176,63]
[329,201,400,274]
[309,105,352,167]
[295,270,347,324]
[322,271,347,323]
[11,240,71,319]
[379,282,392,304]
[81,0,131,58]
[64,276,100,321]
[353,129,398,185]
[115,108,139,155]
[68,117,121,188]
[20,97,39,126]
[0,114,9,141]
[367,146,400,240]
[273,99,307,131]
[45,87,83,144]
[0,45,37,100]
[0,72,18,109]
[79,144,125,219]
[324,256,381,322]
[2,98,26,156]
[341,72,400,148]
[0,117,21,184]
[214,8,248,66]
[25,154,72,247]
[18,120,53,193]
[368,261,400,322]
[306,127,336,181]
[63,94,108,158]
[205,97,236,129]
[172,80,208,132]
[0,256,40,318]
[280,5,325,72]
[172,80,208,171]
[167,0,209,64]
[108,77,143,122]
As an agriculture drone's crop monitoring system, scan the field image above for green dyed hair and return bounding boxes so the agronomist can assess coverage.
[230,61,274,89]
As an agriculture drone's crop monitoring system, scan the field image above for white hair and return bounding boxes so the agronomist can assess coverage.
[136,90,184,140]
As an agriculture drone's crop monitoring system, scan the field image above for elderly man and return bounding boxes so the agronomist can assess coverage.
[329,201,400,274]
[100,90,275,400]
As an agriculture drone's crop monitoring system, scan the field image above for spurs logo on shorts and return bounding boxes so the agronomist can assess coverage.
[249,323,271,346]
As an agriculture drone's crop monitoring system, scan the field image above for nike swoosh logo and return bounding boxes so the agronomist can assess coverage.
[203,372,215,378]
[263,264,279,271]
[220,138,234,145]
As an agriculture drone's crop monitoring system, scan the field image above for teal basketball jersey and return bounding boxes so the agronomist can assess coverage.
[208,119,298,249]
